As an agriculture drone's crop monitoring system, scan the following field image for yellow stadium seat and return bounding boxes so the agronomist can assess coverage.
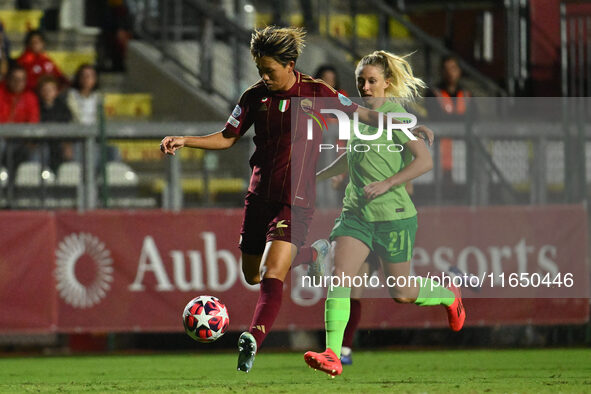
[9,50,96,78]
[389,16,412,39]
[152,178,246,195]
[256,12,409,39]
[0,10,43,33]
[45,51,96,77]
[111,139,204,162]
[103,93,152,118]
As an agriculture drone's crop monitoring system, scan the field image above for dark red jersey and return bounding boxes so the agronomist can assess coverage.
[223,71,357,208]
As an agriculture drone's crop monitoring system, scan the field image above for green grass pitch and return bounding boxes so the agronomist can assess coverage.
[1,349,590,392]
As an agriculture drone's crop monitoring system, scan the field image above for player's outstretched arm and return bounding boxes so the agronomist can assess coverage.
[316,152,348,182]
[160,130,239,155]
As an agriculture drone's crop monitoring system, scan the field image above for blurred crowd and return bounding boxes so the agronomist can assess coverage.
[0,29,103,169]
[0,0,132,171]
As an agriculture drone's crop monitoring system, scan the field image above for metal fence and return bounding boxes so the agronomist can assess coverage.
[561,2,591,97]
[1,106,589,211]
[0,122,252,211]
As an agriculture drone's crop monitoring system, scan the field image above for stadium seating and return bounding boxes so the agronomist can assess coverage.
[106,161,139,187]
[254,13,410,39]
[0,9,43,33]
[14,162,55,186]
[152,177,246,197]
[0,166,7,187]
[8,49,96,78]
[103,93,153,119]
[45,50,96,78]
[56,161,81,186]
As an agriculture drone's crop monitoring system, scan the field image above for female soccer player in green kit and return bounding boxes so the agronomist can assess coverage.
[304,50,466,377]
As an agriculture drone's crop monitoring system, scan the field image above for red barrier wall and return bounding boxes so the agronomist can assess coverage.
[0,205,588,334]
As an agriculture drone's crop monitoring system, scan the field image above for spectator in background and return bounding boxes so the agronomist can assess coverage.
[37,75,72,171]
[67,63,120,164]
[0,65,39,170]
[426,56,473,119]
[314,64,347,96]
[0,65,39,123]
[314,64,348,197]
[17,30,68,91]
[98,0,132,71]
[0,22,12,80]
[426,56,474,185]
[67,64,101,125]
[38,75,72,122]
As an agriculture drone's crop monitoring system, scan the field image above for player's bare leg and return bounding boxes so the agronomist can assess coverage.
[238,241,296,372]
[381,258,465,331]
[380,260,419,303]
[241,253,263,285]
[331,237,370,280]
[259,240,297,280]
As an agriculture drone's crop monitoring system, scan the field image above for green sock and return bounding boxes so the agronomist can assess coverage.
[325,286,351,357]
[415,278,455,307]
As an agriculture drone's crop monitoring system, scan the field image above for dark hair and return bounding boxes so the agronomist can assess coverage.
[314,64,340,90]
[250,26,306,66]
[36,74,59,92]
[71,63,99,91]
[24,29,46,48]
[441,55,460,70]
[6,64,26,79]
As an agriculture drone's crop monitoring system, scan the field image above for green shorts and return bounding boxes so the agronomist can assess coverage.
[330,212,417,263]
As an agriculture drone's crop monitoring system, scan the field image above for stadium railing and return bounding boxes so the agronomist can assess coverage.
[0,116,588,211]
[0,122,252,211]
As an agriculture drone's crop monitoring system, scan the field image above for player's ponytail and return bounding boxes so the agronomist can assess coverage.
[356,50,425,102]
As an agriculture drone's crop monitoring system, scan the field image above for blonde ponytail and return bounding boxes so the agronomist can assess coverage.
[356,50,425,102]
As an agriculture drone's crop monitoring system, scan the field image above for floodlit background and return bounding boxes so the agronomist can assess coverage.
[0,0,589,363]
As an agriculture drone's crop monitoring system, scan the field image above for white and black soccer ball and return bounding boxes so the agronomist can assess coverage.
[182,295,230,343]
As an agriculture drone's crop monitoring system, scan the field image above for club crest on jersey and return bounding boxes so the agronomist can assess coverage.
[300,98,313,113]
[278,99,290,112]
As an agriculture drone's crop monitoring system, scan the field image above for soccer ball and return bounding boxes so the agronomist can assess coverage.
[182,295,229,343]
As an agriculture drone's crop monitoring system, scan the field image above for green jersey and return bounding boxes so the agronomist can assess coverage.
[342,100,417,222]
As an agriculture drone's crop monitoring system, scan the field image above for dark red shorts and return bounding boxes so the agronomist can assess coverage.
[239,192,314,255]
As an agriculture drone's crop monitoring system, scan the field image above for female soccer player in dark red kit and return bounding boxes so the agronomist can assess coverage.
[160,26,432,373]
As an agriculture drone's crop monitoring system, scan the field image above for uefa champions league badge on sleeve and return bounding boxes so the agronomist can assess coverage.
[232,105,242,118]
[227,116,240,128]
